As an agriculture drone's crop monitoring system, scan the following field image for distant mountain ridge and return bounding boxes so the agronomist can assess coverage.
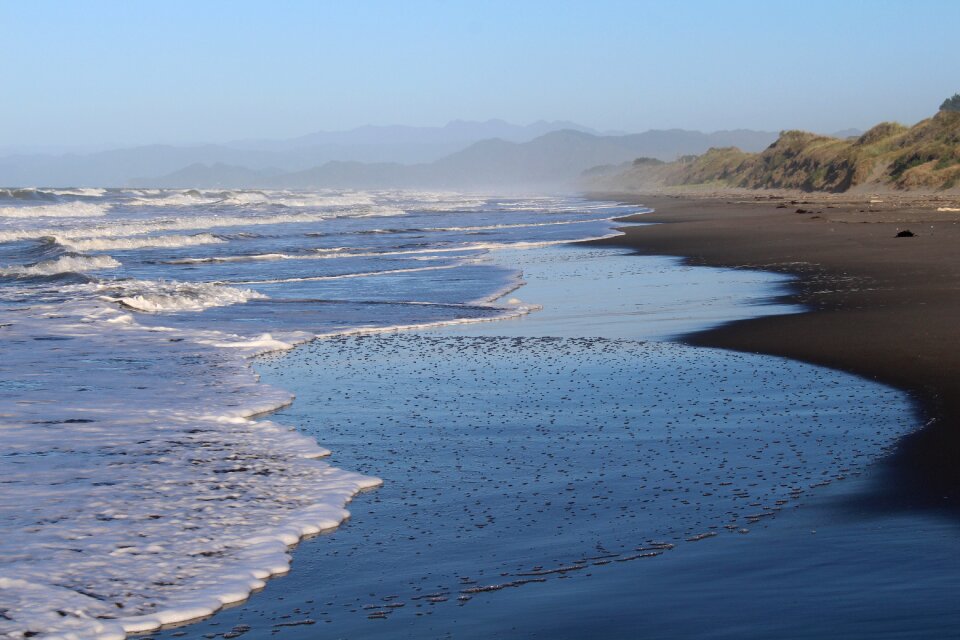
[586,109,960,193]
[143,128,780,190]
[0,120,609,187]
[227,119,615,151]
[0,121,778,190]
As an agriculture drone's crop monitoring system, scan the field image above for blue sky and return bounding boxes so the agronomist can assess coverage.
[2,0,958,150]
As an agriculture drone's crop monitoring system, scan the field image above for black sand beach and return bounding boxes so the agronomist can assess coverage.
[589,193,960,513]
[145,242,960,640]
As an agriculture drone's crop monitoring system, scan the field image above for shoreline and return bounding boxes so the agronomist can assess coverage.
[9,191,954,639]
[138,240,807,639]
[146,241,933,640]
[587,191,960,511]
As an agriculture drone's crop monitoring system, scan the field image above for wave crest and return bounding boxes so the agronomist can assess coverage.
[0,254,121,277]
[0,202,111,218]
[97,280,268,313]
[124,189,226,207]
[0,188,61,202]
[57,233,225,252]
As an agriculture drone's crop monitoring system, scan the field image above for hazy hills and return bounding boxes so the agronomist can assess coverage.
[0,121,778,190]
[0,120,613,188]
[227,119,613,152]
[145,128,780,190]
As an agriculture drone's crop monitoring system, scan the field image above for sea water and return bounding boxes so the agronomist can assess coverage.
[148,242,927,640]
[0,189,640,638]
[0,189,921,639]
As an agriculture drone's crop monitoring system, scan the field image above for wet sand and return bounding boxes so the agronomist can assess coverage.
[589,192,960,513]
[144,245,960,640]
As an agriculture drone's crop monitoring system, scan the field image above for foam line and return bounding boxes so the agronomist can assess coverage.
[0,254,120,277]
[0,202,110,218]
[0,300,380,638]
[98,281,268,313]
[57,233,225,252]
[0,190,638,638]
[231,263,461,285]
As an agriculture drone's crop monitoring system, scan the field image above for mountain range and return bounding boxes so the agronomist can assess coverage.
[0,120,781,190]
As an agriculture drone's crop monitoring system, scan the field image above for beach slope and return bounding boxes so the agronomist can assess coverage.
[590,192,960,509]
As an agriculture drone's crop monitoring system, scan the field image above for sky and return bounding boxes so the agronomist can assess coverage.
[2,0,959,151]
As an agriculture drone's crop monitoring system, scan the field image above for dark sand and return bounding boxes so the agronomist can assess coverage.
[145,233,960,640]
[148,294,925,640]
[589,192,960,511]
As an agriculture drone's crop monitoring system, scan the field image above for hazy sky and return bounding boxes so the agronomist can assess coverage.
[2,0,959,150]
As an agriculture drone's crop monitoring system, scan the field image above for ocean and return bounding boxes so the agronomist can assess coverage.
[0,189,933,639]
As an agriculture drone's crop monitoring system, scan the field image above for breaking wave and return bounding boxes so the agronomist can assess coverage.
[0,202,110,218]
[124,191,222,207]
[57,233,225,252]
[0,254,120,277]
[0,188,62,202]
[0,212,332,244]
[50,187,109,197]
[163,236,619,267]
[95,280,268,313]
[0,189,644,638]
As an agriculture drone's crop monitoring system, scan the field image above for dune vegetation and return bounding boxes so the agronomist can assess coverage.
[591,103,960,193]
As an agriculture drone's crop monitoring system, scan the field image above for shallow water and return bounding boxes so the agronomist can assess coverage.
[0,190,650,637]
[1,189,950,639]
[143,244,951,640]
[432,245,799,340]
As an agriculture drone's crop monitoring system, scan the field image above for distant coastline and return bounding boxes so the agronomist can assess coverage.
[0,124,778,190]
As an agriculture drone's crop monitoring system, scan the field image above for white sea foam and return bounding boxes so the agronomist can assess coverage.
[491,197,627,213]
[58,233,225,252]
[309,298,542,339]
[216,191,271,205]
[107,281,267,313]
[470,271,528,305]
[50,187,109,197]
[418,217,612,232]
[124,190,398,215]
[383,191,490,211]
[0,197,590,247]
[165,235,617,268]
[0,300,379,638]
[165,246,386,265]
[167,252,295,265]
[233,263,462,285]
[0,254,120,277]
[0,201,110,218]
[368,237,621,255]
[271,194,376,208]
[0,212,333,245]
[217,190,378,209]
[0,190,636,638]
[125,192,222,207]
[139,189,380,209]
[348,206,407,217]
[338,237,620,258]
[165,247,478,266]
